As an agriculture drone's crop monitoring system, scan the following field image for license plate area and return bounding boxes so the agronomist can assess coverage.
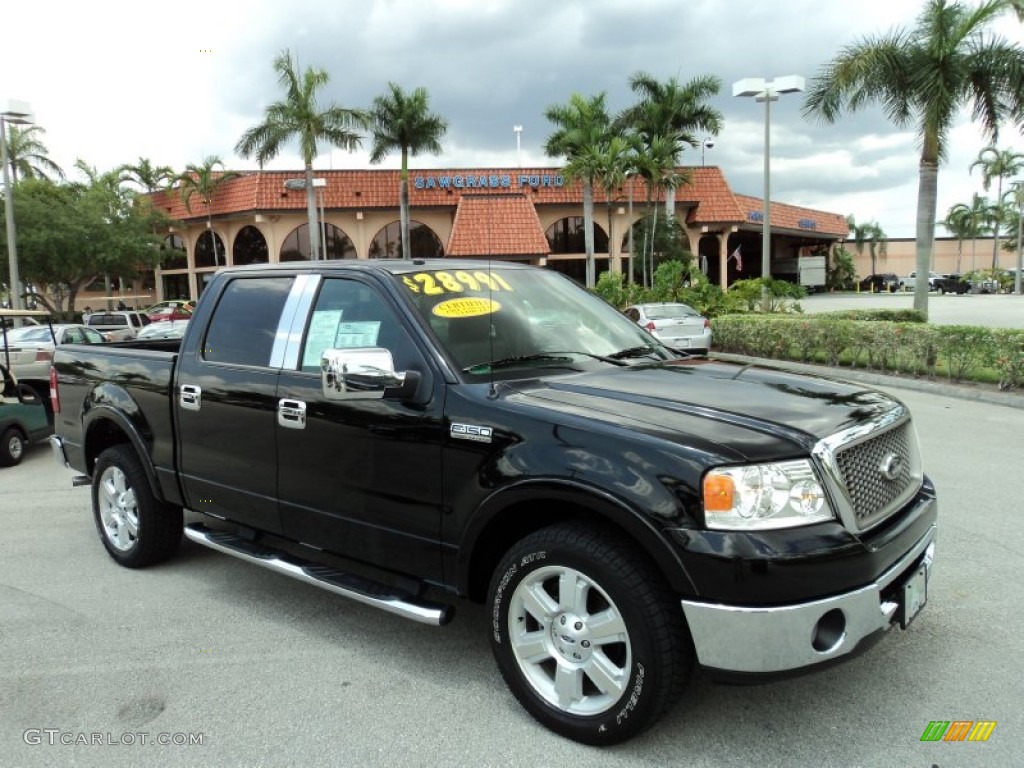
[899,563,928,628]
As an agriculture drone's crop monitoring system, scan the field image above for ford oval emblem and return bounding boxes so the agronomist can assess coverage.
[879,452,903,481]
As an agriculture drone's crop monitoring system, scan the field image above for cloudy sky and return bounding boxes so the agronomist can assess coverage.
[7,0,1024,238]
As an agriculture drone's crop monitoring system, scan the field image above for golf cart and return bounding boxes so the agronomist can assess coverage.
[1,309,56,466]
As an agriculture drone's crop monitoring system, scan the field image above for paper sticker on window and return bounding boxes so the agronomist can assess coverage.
[432,298,501,318]
[334,321,380,348]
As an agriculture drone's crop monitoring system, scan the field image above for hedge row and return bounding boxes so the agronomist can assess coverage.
[710,315,1024,391]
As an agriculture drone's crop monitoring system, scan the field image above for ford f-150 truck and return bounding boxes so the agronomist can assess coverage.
[50,260,937,745]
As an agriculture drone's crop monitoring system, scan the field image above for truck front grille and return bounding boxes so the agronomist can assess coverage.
[814,408,923,534]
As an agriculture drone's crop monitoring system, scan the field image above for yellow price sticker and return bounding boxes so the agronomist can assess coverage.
[432,298,502,318]
[402,271,514,296]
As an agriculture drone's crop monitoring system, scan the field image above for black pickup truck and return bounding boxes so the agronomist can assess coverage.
[50,260,937,745]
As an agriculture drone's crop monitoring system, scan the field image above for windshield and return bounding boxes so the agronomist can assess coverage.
[4,326,52,343]
[392,266,674,377]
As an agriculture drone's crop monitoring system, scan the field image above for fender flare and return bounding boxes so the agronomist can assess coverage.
[456,478,698,597]
[82,404,162,501]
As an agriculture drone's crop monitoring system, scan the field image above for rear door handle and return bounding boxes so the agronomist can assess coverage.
[179,384,202,411]
[277,399,307,429]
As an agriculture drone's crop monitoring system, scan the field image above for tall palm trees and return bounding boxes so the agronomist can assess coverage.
[969,146,1024,268]
[846,215,889,277]
[945,194,995,273]
[369,83,448,260]
[236,49,369,261]
[620,72,723,218]
[178,156,241,267]
[544,93,613,288]
[119,157,176,194]
[803,0,1024,317]
[4,125,64,182]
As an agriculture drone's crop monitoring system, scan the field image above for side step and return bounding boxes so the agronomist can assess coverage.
[183,524,453,626]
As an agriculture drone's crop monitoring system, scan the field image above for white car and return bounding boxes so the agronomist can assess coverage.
[1,324,107,381]
[623,302,712,355]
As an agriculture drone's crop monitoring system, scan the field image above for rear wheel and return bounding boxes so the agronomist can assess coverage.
[488,523,692,745]
[0,427,26,467]
[92,445,182,567]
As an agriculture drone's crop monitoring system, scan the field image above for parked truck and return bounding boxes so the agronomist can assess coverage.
[50,260,937,745]
[774,255,827,291]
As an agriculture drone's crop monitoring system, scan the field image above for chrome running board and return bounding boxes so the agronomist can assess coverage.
[183,523,453,626]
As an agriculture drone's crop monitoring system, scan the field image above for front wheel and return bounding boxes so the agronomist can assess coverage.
[488,523,692,745]
[92,445,182,567]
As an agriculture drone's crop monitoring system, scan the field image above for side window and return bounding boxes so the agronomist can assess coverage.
[204,276,294,367]
[299,278,414,373]
[64,328,84,344]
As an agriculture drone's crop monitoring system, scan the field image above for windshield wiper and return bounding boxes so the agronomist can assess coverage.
[606,344,661,360]
[463,353,577,374]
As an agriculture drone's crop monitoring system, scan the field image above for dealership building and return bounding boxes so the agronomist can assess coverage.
[143,165,849,302]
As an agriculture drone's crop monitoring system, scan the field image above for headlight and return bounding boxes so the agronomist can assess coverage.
[702,459,834,530]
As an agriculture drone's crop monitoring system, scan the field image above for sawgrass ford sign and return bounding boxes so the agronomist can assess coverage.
[414,173,565,190]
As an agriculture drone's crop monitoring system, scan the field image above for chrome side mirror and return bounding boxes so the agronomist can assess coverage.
[321,348,407,401]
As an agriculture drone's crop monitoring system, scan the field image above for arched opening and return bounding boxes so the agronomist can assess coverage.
[280,222,356,261]
[194,231,227,268]
[546,217,608,254]
[369,220,444,259]
[233,225,270,266]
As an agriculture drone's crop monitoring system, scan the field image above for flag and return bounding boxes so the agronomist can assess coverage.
[730,246,742,271]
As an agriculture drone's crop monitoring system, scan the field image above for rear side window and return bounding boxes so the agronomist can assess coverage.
[203,277,293,367]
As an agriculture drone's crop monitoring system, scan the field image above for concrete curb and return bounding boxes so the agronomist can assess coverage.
[711,353,1024,410]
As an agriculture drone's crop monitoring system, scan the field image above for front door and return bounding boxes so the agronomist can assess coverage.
[275,276,446,581]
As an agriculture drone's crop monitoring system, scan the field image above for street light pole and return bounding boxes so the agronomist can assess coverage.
[1012,180,1023,296]
[2,100,34,312]
[733,76,804,310]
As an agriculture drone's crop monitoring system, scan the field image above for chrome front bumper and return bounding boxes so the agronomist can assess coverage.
[680,524,936,674]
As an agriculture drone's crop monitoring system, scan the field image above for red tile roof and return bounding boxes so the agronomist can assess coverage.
[733,193,849,237]
[447,194,549,257]
[150,167,847,238]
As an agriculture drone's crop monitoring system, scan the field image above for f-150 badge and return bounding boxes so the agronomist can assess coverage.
[450,423,493,443]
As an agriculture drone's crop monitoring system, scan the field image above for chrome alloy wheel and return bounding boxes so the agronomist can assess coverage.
[97,465,139,552]
[507,565,632,716]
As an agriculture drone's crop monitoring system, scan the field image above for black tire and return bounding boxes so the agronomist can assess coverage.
[0,427,26,467]
[487,522,693,745]
[91,445,182,567]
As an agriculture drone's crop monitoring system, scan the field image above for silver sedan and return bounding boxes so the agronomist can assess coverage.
[623,302,712,355]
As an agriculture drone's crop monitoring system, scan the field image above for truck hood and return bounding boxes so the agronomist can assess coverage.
[503,358,902,463]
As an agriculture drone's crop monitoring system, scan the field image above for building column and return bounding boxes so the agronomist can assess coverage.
[718,232,731,291]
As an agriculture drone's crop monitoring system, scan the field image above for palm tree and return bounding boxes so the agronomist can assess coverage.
[592,135,638,280]
[236,49,369,260]
[544,92,614,288]
[4,124,64,182]
[969,146,1024,269]
[620,72,723,218]
[945,194,995,272]
[846,215,888,277]
[178,156,241,267]
[803,0,1024,317]
[119,157,176,194]
[369,83,448,260]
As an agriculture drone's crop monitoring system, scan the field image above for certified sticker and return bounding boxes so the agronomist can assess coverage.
[432,298,501,318]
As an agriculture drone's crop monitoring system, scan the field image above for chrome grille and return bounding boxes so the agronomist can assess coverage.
[833,420,917,530]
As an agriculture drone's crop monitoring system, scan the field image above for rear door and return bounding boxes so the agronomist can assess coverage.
[175,274,295,534]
